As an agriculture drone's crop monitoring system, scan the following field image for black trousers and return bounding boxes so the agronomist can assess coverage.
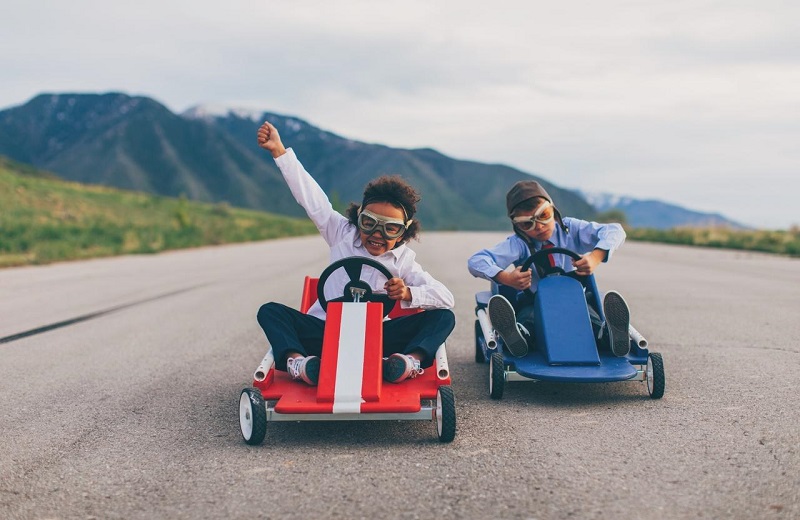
[257,302,455,370]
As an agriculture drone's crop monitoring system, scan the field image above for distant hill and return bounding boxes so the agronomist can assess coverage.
[0,93,596,231]
[579,191,747,230]
[0,154,316,267]
[0,93,303,216]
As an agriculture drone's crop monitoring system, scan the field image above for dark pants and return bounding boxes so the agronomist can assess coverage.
[257,302,455,370]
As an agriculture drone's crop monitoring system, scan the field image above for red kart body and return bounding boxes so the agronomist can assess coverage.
[239,273,456,444]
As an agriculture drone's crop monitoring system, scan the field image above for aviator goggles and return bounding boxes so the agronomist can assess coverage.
[357,209,412,239]
[512,201,555,231]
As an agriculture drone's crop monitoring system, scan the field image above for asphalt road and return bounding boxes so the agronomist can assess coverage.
[1,234,798,519]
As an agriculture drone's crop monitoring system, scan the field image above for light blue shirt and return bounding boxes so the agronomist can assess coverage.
[467,217,626,293]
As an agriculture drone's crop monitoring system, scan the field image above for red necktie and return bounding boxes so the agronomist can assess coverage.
[542,242,556,267]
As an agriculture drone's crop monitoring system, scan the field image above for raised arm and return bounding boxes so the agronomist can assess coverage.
[256,121,346,245]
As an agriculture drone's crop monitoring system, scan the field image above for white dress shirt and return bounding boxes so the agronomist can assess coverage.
[275,148,455,320]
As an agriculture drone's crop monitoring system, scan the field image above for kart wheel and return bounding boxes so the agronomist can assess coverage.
[239,388,267,445]
[646,353,665,399]
[435,386,456,443]
[489,353,505,400]
[474,319,486,363]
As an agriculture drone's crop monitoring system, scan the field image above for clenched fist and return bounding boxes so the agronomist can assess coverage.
[384,277,412,302]
[257,121,287,158]
[496,266,532,291]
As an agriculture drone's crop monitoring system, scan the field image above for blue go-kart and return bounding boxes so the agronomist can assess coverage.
[474,247,665,399]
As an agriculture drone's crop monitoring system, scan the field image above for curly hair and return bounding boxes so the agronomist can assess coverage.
[345,175,422,247]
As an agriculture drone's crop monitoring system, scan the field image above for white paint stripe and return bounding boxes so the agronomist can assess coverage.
[332,303,367,413]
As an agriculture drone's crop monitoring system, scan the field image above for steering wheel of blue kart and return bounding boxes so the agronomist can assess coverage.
[316,256,397,317]
[521,246,583,281]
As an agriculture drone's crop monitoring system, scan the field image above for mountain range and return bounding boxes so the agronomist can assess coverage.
[0,92,743,230]
[579,191,747,230]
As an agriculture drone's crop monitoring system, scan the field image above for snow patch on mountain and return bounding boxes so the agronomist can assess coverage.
[574,189,747,229]
[577,190,632,211]
[182,104,265,122]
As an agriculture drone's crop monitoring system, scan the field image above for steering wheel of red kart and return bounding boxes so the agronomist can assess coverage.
[520,246,583,281]
[316,256,397,317]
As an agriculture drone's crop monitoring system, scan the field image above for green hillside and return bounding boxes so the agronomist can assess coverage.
[0,93,598,231]
[0,157,317,267]
[625,226,800,257]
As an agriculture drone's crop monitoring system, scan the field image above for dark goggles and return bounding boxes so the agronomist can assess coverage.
[357,209,410,239]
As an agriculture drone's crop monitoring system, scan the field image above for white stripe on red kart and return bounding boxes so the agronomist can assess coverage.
[332,303,367,413]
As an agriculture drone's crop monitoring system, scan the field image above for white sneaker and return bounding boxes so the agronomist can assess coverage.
[286,355,320,385]
[383,353,424,383]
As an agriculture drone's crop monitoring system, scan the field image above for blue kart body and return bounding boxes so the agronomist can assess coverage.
[475,258,664,398]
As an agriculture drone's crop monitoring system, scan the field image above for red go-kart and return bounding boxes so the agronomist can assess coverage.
[239,257,456,444]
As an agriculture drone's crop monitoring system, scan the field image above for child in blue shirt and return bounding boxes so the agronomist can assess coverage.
[468,180,631,357]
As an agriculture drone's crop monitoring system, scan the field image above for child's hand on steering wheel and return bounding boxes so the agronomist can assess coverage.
[571,249,606,276]
[385,277,412,301]
[497,266,532,291]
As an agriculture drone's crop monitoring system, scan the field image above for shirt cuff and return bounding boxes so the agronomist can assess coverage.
[402,287,419,308]
[484,265,503,281]
[596,241,614,262]
[273,147,296,165]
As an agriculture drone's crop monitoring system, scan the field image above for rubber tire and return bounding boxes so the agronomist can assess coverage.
[436,386,456,443]
[239,387,267,445]
[474,319,486,363]
[647,352,665,399]
[490,352,505,400]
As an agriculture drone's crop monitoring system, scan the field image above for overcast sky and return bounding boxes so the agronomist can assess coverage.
[2,1,798,229]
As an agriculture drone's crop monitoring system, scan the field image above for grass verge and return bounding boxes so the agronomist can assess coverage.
[626,226,800,257]
[0,158,317,267]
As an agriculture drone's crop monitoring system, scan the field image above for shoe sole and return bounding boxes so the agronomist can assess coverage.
[488,296,528,357]
[304,357,320,385]
[604,291,631,357]
[383,356,411,383]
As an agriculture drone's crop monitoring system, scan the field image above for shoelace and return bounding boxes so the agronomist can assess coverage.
[408,358,424,379]
[517,322,531,337]
[287,357,303,379]
[597,320,607,341]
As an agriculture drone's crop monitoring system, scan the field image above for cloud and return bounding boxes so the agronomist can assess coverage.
[1,0,798,228]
